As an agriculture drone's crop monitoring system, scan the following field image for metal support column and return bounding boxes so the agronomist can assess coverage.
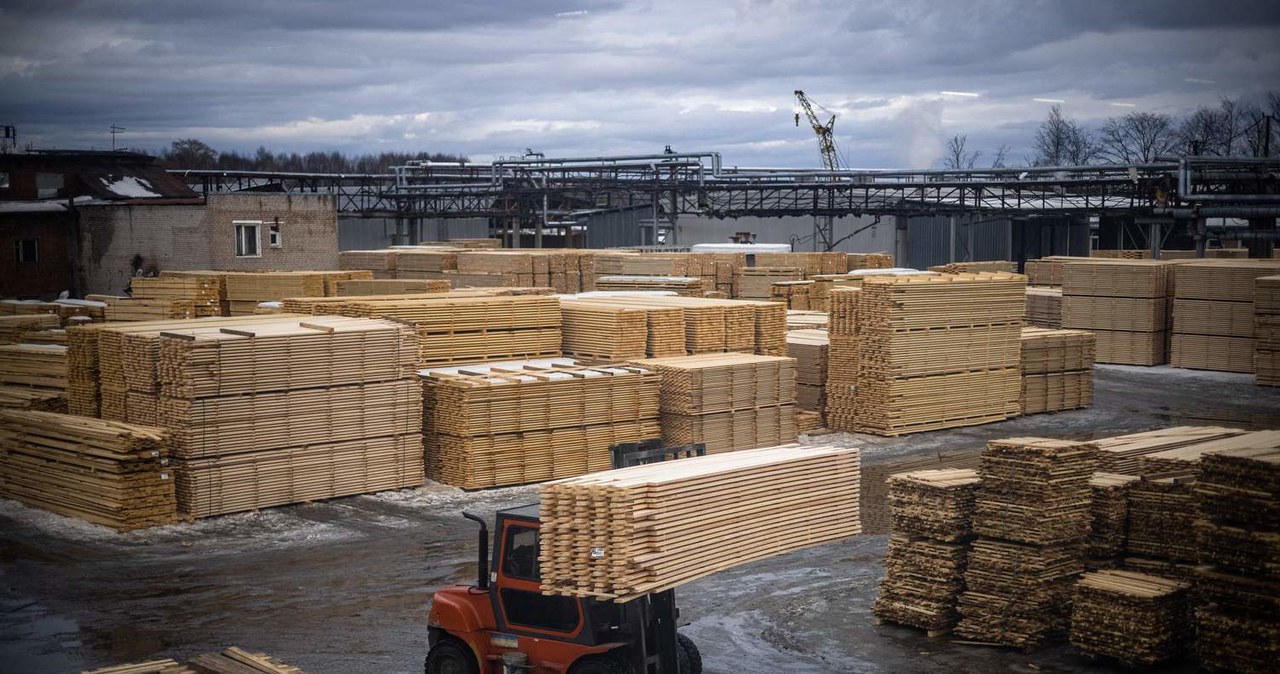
[1246,217,1276,258]
[1194,218,1207,258]
[894,216,909,268]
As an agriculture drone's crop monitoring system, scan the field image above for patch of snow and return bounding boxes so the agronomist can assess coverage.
[1096,363,1257,384]
[0,201,66,213]
[101,175,161,198]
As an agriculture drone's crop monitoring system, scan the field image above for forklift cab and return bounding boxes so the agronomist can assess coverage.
[426,504,698,674]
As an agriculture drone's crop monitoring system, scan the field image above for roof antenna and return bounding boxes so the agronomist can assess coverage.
[111,125,126,151]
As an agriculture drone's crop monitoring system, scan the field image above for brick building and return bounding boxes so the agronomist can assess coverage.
[1,150,339,297]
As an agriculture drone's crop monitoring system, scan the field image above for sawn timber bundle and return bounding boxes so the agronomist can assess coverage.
[538,444,860,602]
[1068,570,1192,666]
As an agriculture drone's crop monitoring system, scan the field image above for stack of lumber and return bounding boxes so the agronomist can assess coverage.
[448,237,501,249]
[735,267,802,299]
[1024,286,1062,328]
[335,294,561,366]
[1159,248,1249,259]
[628,353,797,454]
[335,278,451,296]
[1024,256,1093,287]
[1092,249,1150,259]
[1193,440,1280,674]
[102,296,197,322]
[0,385,66,411]
[561,298,684,359]
[0,410,177,530]
[394,247,461,279]
[1135,431,1280,476]
[1068,570,1192,666]
[927,260,1017,274]
[594,252,688,277]
[1062,260,1170,365]
[752,252,848,277]
[0,314,61,343]
[82,647,312,674]
[1019,327,1094,415]
[825,287,859,431]
[1258,275,1280,386]
[338,248,398,278]
[795,410,823,434]
[955,437,1096,648]
[559,303,650,361]
[161,270,229,315]
[860,449,982,535]
[847,252,895,270]
[0,343,66,390]
[595,275,706,296]
[1171,261,1280,373]
[808,274,861,312]
[1093,426,1247,474]
[785,310,828,331]
[568,295,786,357]
[421,362,660,488]
[538,445,861,601]
[131,276,222,317]
[786,329,828,414]
[854,273,1025,436]
[1127,474,1200,563]
[1087,472,1139,561]
[18,328,67,345]
[211,270,371,314]
[885,468,980,542]
[769,280,813,309]
[153,316,422,518]
[452,250,549,288]
[876,465,980,636]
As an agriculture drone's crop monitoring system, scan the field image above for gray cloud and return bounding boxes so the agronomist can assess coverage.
[2,0,1278,168]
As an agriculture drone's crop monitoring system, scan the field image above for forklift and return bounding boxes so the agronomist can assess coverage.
[425,443,706,674]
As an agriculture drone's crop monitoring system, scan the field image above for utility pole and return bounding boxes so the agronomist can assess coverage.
[110,125,126,150]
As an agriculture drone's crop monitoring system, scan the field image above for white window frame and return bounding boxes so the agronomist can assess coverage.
[234,220,262,258]
[268,219,283,248]
[15,238,38,263]
[0,172,10,189]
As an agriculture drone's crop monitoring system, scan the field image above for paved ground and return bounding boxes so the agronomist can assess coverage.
[3,365,1278,674]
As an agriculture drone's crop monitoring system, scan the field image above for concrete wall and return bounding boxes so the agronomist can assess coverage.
[207,193,339,271]
[337,216,489,250]
[675,215,895,253]
[78,203,211,296]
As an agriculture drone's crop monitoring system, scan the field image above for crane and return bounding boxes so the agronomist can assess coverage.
[794,90,841,250]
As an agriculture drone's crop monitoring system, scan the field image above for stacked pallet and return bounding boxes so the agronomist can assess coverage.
[334,294,562,366]
[1069,570,1192,666]
[131,276,222,317]
[0,410,177,530]
[421,362,660,488]
[786,329,828,414]
[1062,260,1170,365]
[1024,286,1062,328]
[1193,441,1280,674]
[595,275,706,296]
[927,260,1017,274]
[83,647,312,674]
[538,445,861,601]
[0,314,61,343]
[1019,327,1094,415]
[1259,276,1280,386]
[1087,473,1139,561]
[335,278,451,296]
[628,353,797,454]
[338,248,398,278]
[825,286,859,431]
[154,316,422,518]
[735,267,803,299]
[1171,261,1280,372]
[855,273,1025,436]
[0,343,66,390]
[769,280,813,309]
[955,437,1096,648]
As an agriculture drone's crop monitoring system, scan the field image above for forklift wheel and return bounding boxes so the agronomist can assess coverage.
[425,637,479,674]
[677,633,703,674]
[568,654,629,674]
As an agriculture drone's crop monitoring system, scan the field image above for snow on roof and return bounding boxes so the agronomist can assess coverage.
[100,175,162,198]
[690,243,793,253]
[0,201,68,213]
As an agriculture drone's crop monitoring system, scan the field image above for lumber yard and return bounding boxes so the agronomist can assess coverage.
[0,236,1278,674]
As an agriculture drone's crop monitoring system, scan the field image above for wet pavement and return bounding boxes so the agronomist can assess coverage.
[3,365,1277,674]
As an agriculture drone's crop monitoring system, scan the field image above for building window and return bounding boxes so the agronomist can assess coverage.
[36,173,64,199]
[0,172,10,189]
[268,220,282,248]
[15,239,38,263]
[234,221,261,257]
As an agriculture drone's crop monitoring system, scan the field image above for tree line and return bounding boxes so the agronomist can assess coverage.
[154,138,467,173]
[940,92,1280,169]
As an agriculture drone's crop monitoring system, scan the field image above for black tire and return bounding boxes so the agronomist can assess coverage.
[677,633,703,674]
[425,637,479,674]
[569,653,630,674]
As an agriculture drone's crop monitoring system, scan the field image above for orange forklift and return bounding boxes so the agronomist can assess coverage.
[425,506,701,674]
[426,442,705,674]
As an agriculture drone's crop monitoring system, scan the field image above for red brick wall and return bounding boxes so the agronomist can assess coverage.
[0,212,76,297]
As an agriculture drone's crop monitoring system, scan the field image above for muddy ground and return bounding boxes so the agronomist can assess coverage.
[4,365,1278,674]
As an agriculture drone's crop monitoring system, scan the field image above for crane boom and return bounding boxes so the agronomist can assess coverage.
[794,90,840,171]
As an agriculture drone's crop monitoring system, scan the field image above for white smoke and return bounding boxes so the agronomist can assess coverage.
[891,98,945,168]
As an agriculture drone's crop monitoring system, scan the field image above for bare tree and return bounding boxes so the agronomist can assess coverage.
[164,138,218,168]
[990,143,1010,168]
[1097,112,1177,164]
[1033,105,1096,166]
[941,134,982,169]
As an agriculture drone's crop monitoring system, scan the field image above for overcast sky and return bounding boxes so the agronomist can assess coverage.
[2,0,1278,168]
